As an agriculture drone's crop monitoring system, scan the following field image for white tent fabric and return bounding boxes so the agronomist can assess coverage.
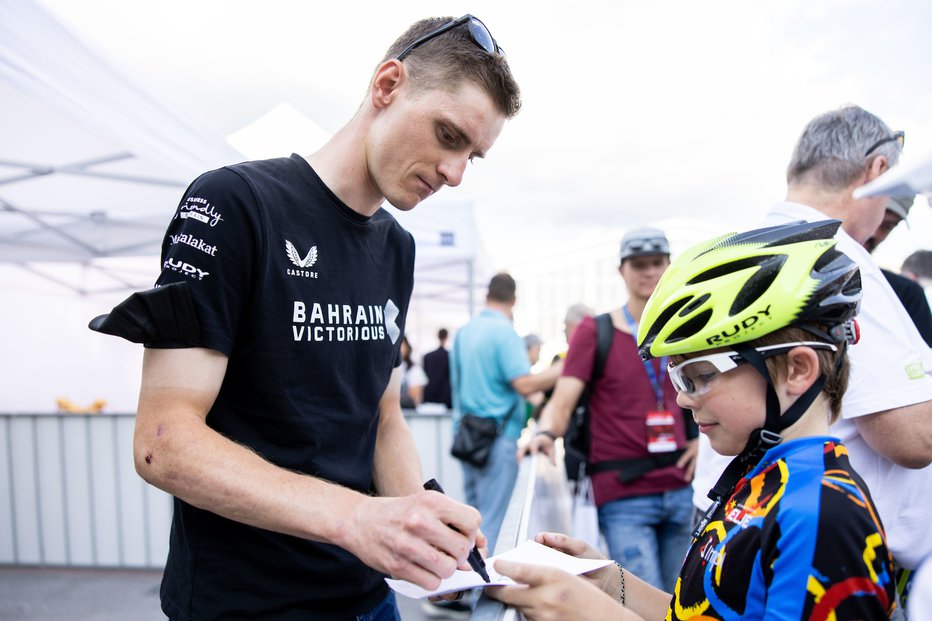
[0,0,485,298]
[0,0,242,289]
[395,198,486,311]
[0,0,486,412]
[0,0,241,178]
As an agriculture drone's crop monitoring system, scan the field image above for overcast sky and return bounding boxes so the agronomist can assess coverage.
[40,0,932,272]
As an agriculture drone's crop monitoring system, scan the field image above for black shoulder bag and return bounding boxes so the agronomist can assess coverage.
[449,332,515,468]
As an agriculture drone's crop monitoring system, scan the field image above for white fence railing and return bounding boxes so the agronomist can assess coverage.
[1,412,170,567]
[1,411,575,621]
[0,410,464,568]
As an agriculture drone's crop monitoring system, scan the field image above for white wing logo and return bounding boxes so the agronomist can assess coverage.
[285,240,318,268]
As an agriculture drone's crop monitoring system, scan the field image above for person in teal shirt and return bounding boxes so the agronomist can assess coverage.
[451,273,561,550]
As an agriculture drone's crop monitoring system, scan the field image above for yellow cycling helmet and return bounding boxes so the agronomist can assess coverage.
[638,219,861,359]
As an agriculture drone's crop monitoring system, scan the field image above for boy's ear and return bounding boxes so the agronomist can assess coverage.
[784,346,821,396]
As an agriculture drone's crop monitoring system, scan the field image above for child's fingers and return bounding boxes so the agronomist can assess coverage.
[534,532,595,558]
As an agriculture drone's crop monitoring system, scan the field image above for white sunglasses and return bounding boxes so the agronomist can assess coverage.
[667,341,838,396]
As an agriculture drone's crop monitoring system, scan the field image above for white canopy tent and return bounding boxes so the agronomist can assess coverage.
[0,0,486,412]
[0,0,243,293]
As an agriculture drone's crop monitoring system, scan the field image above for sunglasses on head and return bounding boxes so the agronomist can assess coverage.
[396,14,503,61]
[668,341,838,397]
[864,130,905,157]
[626,239,667,252]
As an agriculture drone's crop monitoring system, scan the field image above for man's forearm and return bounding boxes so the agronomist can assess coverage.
[513,362,563,396]
[537,376,587,437]
[135,401,367,548]
[854,400,932,469]
[372,406,424,497]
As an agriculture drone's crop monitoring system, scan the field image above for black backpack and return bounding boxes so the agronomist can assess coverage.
[563,312,614,481]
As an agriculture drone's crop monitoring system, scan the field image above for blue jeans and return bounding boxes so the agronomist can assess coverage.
[351,591,400,621]
[598,485,693,592]
[462,434,519,552]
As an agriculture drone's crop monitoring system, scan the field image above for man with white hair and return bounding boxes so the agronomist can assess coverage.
[692,106,932,604]
[563,303,595,346]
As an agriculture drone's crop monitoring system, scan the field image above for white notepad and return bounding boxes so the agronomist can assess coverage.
[385,539,613,599]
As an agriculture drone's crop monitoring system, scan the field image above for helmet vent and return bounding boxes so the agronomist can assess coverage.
[684,255,786,316]
[642,296,691,345]
[686,256,783,285]
[667,308,713,343]
[812,246,842,271]
[678,293,710,317]
[730,255,786,315]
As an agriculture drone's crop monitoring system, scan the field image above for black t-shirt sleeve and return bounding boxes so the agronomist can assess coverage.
[152,167,259,355]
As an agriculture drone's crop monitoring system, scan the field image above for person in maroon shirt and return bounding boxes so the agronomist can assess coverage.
[522,226,698,591]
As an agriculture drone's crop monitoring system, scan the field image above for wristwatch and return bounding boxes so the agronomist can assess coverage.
[535,430,558,442]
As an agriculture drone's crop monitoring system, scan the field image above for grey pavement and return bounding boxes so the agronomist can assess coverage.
[0,567,437,621]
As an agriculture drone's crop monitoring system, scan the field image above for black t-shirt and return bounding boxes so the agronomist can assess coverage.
[153,154,415,620]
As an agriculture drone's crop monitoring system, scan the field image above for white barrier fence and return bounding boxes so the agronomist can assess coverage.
[1,413,168,567]
[0,411,464,568]
[1,411,576,621]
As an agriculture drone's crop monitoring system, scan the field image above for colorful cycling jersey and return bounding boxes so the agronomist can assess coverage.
[669,437,895,620]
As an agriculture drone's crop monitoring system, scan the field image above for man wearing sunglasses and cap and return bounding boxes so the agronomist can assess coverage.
[524,226,698,593]
[90,15,518,621]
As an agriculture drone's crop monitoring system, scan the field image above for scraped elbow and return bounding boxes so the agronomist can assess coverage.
[133,426,180,491]
[133,437,164,487]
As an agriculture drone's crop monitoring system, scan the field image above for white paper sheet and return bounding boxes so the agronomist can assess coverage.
[385,539,613,599]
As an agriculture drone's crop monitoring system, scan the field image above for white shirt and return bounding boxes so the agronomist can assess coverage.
[910,556,932,621]
[691,201,932,568]
[405,363,428,389]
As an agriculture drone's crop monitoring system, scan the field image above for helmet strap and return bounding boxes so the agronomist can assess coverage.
[734,344,784,435]
[694,343,825,540]
[693,345,837,538]
[734,343,827,437]
[696,345,782,539]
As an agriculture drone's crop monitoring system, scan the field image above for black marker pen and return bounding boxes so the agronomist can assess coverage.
[423,478,491,583]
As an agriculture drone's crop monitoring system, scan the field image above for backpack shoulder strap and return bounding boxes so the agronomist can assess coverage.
[593,312,614,381]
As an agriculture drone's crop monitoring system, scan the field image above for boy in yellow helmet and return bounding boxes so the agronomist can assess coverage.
[490,219,894,620]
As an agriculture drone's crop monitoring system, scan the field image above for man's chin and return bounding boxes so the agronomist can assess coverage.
[387,193,426,211]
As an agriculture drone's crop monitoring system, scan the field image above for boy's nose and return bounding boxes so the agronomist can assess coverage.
[676,390,697,410]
